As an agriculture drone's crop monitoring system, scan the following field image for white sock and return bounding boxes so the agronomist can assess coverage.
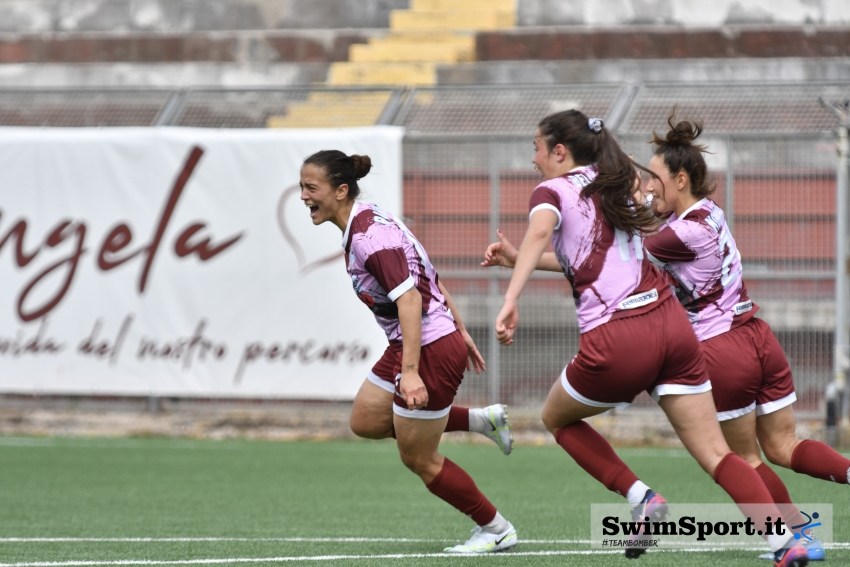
[768,531,794,553]
[481,511,510,534]
[468,408,490,434]
[626,480,651,509]
[846,465,850,484]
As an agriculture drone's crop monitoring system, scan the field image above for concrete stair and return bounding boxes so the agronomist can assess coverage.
[266,91,392,128]
[328,0,516,86]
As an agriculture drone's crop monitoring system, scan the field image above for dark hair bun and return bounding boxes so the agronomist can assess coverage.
[350,154,372,180]
[665,120,702,146]
[651,107,715,200]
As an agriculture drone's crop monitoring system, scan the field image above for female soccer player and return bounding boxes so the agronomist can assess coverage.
[300,149,516,554]
[483,110,808,566]
[640,114,850,561]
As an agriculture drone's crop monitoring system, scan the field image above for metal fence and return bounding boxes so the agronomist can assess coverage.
[0,83,847,417]
[394,83,849,415]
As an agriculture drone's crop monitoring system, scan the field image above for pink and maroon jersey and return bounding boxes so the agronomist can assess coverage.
[643,198,757,341]
[343,202,456,345]
[529,164,671,334]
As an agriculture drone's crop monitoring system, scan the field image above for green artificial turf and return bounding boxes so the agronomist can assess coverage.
[0,436,847,566]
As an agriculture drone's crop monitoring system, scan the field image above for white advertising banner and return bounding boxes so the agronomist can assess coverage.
[0,126,404,399]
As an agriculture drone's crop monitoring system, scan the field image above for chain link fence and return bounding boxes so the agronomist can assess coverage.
[0,83,847,418]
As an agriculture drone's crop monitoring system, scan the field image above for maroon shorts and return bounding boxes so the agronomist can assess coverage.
[563,297,711,408]
[368,330,466,419]
[702,318,796,421]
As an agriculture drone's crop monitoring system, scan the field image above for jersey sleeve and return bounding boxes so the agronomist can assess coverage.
[529,184,562,230]
[364,247,414,301]
[643,225,697,266]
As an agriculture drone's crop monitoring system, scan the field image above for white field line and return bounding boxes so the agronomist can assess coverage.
[4,545,850,567]
[0,539,593,544]
[1,538,847,549]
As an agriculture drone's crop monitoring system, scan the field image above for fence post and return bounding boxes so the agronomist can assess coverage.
[819,98,850,445]
[725,137,735,235]
[488,141,502,405]
[836,124,850,429]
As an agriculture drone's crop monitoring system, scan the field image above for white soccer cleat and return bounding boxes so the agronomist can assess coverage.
[480,404,513,455]
[443,523,518,554]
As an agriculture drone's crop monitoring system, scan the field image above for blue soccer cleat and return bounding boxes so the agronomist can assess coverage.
[803,538,825,561]
[624,490,668,559]
[773,542,809,567]
[760,537,824,561]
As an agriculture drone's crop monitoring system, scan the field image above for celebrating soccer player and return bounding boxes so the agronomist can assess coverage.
[482,110,809,566]
[300,150,517,554]
[640,111,850,562]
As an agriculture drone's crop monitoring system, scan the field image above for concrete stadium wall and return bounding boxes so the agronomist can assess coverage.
[0,0,847,33]
[518,0,850,27]
[0,0,410,32]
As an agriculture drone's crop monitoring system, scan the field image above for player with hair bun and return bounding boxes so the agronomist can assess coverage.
[300,149,517,554]
[641,111,850,562]
[483,110,808,566]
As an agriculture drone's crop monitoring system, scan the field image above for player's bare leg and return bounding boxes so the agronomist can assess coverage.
[394,414,447,483]
[660,392,798,556]
[719,410,763,467]
[349,380,513,450]
[660,392,738,475]
[349,380,394,439]
[758,404,850,484]
[542,379,666,558]
[721,409,811,560]
[394,413,517,553]
[756,406,800,469]
[541,379,609,432]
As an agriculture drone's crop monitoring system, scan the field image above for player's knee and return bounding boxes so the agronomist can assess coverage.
[739,452,763,469]
[541,408,562,435]
[398,450,424,473]
[349,414,383,439]
[762,439,794,468]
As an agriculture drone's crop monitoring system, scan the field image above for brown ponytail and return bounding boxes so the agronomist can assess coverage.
[538,109,656,236]
[651,108,715,199]
[303,150,372,200]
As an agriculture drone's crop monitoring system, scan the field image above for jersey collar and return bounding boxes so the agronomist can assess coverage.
[673,197,709,222]
[341,201,362,249]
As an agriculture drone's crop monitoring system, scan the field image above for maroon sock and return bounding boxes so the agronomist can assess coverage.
[714,452,785,534]
[791,439,850,484]
[445,407,470,432]
[756,462,805,528]
[426,458,497,525]
[554,422,640,497]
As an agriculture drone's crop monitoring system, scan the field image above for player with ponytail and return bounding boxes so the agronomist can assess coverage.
[642,111,850,562]
[300,150,517,554]
[483,110,809,565]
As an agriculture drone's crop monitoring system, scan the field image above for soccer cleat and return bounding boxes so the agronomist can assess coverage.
[443,522,518,554]
[624,490,669,559]
[759,538,824,561]
[773,542,809,567]
[479,404,513,455]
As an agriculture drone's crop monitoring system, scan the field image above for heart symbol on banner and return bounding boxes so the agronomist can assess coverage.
[276,184,344,275]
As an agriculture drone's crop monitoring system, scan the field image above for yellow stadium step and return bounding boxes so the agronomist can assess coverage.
[390,8,515,30]
[328,62,437,86]
[349,41,472,63]
[411,0,515,10]
[265,91,392,128]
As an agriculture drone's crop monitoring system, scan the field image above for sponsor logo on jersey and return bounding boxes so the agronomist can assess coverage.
[733,300,753,316]
[618,288,659,311]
